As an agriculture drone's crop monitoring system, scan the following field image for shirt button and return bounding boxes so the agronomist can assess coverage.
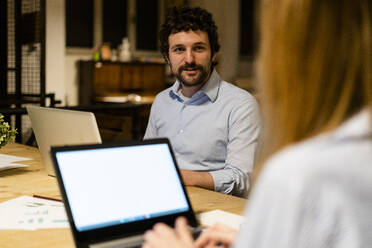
[179,129,184,133]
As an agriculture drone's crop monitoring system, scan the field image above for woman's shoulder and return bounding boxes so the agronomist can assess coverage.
[260,126,372,197]
[263,110,372,183]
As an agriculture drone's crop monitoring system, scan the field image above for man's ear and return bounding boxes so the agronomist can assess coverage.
[211,53,217,63]
[163,54,170,64]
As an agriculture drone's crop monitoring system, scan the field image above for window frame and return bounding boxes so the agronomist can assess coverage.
[66,0,165,58]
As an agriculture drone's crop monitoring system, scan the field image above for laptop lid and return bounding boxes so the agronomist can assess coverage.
[27,106,102,176]
[50,139,197,248]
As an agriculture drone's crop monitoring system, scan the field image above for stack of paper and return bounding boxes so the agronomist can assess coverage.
[198,209,245,230]
[0,154,32,171]
[0,196,69,230]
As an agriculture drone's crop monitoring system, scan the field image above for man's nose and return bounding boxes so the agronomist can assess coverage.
[184,50,195,63]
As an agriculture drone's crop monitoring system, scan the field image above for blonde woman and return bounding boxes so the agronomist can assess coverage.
[142,0,372,247]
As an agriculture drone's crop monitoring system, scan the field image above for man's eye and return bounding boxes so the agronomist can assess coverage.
[194,46,206,51]
[173,47,185,53]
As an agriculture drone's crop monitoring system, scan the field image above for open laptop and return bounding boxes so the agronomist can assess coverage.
[50,139,201,248]
[27,106,102,176]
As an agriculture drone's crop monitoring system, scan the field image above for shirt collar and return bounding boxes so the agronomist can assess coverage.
[331,108,372,141]
[200,69,221,102]
[169,70,221,103]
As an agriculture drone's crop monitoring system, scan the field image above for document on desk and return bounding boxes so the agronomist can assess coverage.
[198,209,244,230]
[0,154,31,171]
[0,195,69,230]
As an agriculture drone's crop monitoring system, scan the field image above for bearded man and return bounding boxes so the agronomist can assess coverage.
[144,6,260,197]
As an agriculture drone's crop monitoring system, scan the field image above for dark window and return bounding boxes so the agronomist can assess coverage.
[240,0,255,57]
[136,0,158,50]
[103,0,128,48]
[66,0,93,47]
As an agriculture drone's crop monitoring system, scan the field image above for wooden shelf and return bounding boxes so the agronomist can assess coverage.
[78,60,166,105]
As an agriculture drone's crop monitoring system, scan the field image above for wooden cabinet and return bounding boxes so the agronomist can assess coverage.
[78,60,167,105]
[78,60,166,140]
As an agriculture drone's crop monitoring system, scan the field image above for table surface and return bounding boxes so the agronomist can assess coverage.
[0,143,246,248]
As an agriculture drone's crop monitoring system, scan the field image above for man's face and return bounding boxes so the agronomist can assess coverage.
[167,30,216,87]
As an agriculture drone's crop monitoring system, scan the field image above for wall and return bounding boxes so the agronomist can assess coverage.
[65,53,91,106]
[190,0,240,83]
[46,0,65,105]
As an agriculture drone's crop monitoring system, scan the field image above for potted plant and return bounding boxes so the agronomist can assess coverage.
[0,114,17,148]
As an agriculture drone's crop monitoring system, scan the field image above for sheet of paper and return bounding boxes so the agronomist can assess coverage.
[0,154,32,162]
[0,154,32,171]
[198,209,244,230]
[0,163,28,171]
[0,195,69,230]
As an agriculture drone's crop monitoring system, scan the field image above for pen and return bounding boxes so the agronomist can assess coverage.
[33,194,63,202]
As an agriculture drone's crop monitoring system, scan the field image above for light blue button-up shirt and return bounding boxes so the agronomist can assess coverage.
[144,70,260,196]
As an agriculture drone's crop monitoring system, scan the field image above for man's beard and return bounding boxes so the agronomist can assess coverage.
[176,62,211,87]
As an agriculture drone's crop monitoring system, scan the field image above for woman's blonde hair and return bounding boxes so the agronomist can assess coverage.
[255,0,372,173]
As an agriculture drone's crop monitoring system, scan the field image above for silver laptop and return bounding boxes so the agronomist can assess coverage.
[50,139,201,248]
[27,106,102,176]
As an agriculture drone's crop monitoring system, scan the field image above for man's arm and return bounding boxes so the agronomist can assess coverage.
[180,169,214,190]
[210,97,260,196]
[143,98,158,139]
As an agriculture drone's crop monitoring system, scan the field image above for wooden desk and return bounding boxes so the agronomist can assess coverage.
[0,143,246,248]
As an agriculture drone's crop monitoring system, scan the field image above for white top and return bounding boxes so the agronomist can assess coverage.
[234,109,372,248]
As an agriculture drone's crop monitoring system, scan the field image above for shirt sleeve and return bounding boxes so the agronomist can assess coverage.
[233,165,303,248]
[143,99,158,139]
[209,97,260,196]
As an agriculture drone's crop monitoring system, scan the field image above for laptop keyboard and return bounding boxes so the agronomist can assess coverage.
[192,226,204,239]
[89,227,204,248]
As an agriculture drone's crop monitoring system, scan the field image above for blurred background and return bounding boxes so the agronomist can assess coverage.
[0,0,257,144]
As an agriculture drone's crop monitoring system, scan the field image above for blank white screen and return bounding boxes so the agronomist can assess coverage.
[55,144,189,231]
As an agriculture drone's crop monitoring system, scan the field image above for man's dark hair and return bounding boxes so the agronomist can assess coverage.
[159,6,220,62]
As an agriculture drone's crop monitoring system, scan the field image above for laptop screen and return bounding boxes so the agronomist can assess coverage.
[54,142,190,232]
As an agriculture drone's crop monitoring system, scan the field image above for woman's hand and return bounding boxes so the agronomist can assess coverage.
[142,217,238,248]
[194,223,238,248]
[142,217,193,248]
